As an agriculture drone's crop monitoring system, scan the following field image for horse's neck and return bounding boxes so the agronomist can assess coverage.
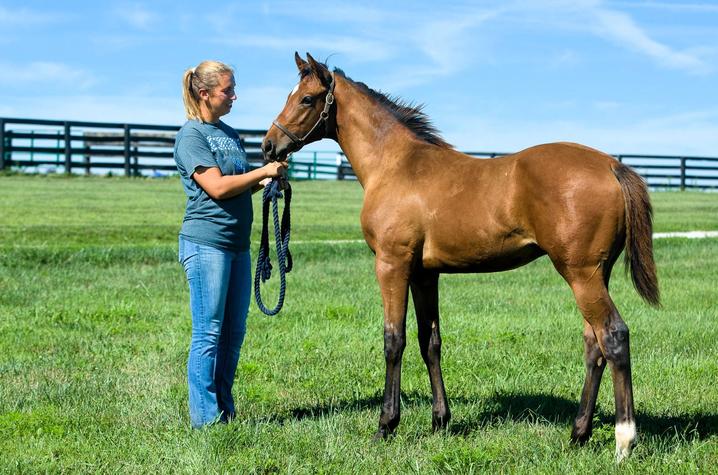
[333,77,414,187]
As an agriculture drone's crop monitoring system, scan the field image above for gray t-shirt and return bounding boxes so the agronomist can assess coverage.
[174,119,253,251]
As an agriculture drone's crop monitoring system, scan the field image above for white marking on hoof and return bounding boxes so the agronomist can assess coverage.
[615,421,636,463]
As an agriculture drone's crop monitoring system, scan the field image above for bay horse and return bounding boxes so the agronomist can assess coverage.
[262,53,659,462]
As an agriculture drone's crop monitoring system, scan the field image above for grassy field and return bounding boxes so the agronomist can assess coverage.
[1,175,717,473]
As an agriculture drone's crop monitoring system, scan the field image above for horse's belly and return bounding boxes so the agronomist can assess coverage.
[421,238,545,273]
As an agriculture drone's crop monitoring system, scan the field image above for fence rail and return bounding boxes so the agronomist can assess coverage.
[2,117,717,189]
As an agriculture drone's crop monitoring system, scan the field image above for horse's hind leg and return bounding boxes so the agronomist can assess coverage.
[571,254,621,445]
[571,319,606,444]
[567,267,636,462]
[410,271,450,430]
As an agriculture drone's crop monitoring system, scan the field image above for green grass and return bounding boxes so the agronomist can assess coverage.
[1,176,717,473]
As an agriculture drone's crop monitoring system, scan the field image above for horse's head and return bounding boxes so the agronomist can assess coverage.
[262,52,335,162]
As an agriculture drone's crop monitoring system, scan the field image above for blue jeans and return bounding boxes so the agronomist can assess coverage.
[178,236,251,428]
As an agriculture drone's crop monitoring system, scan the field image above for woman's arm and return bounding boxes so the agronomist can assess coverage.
[192,161,288,200]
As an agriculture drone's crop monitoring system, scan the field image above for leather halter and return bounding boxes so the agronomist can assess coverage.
[272,72,335,150]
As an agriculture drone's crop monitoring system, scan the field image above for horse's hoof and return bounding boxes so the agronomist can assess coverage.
[614,421,637,463]
[372,427,391,441]
[432,415,450,432]
[570,429,592,446]
[615,445,633,464]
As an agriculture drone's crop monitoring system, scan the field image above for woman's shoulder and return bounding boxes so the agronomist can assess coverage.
[178,119,203,134]
[176,120,214,152]
[176,120,207,142]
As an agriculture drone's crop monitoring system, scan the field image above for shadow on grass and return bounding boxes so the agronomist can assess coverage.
[452,392,718,441]
[267,390,718,441]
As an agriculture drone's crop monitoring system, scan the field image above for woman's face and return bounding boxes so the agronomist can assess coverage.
[205,73,236,118]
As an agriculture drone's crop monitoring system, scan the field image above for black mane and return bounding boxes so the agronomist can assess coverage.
[332,68,453,149]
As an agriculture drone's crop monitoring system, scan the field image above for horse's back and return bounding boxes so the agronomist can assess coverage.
[509,142,624,220]
[418,142,626,273]
[363,141,627,274]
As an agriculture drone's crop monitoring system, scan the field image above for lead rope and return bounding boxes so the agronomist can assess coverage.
[254,178,293,316]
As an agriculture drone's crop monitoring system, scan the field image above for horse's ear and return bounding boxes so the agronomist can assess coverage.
[306,52,332,88]
[294,52,308,72]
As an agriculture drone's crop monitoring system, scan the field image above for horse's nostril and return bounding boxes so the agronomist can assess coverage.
[263,140,274,153]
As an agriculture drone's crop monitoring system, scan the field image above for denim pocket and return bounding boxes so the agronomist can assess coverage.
[178,237,199,268]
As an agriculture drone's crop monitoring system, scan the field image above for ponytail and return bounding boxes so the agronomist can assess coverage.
[181,61,234,120]
[182,68,201,121]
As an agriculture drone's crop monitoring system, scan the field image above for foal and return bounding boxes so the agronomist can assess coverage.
[262,53,659,461]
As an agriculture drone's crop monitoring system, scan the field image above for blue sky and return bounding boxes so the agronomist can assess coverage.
[1,0,716,155]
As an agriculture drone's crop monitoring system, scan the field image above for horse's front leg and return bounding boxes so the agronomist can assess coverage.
[373,253,411,440]
[410,270,450,431]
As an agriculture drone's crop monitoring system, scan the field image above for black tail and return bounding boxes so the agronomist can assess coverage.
[613,163,660,307]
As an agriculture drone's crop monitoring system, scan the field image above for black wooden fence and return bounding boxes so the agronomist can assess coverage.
[0,117,265,177]
[2,117,717,189]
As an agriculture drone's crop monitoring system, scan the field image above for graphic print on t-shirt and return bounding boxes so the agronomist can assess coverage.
[206,135,248,175]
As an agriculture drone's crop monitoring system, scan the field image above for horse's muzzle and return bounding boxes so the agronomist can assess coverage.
[262,137,293,163]
[262,138,277,162]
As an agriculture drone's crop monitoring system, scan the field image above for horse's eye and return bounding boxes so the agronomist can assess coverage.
[301,95,314,106]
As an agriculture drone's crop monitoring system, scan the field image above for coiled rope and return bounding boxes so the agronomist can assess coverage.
[253,178,292,315]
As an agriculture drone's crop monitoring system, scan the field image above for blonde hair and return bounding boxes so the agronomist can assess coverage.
[182,60,234,120]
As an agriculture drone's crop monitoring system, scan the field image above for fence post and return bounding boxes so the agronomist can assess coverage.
[287,154,294,179]
[56,131,62,166]
[313,152,317,179]
[132,146,139,177]
[30,131,35,163]
[0,118,5,170]
[64,122,72,174]
[680,157,686,191]
[124,124,131,177]
[336,153,343,180]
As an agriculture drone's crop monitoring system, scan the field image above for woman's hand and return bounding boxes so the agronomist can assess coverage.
[262,161,289,178]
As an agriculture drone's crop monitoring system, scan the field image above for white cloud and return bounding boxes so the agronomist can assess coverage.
[214,34,395,64]
[549,49,581,67]
[0,94,182,125]
[534,0,710,73]
[363,8,504,91]
[411,10,501,76]
[590,7,708,73]
[0,85,297,130]
[114,3,157,30]
[90,34,144,51]
[206,2,391,62]
[607,2,718,13]
[0,6,66,26]
[443,108,718,156]
[266,2,389,24]
[507,0,711,74]
[594,100,622,111]
[0,61,96,89]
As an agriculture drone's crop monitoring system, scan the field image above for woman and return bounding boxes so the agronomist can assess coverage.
[174,60,287,428]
